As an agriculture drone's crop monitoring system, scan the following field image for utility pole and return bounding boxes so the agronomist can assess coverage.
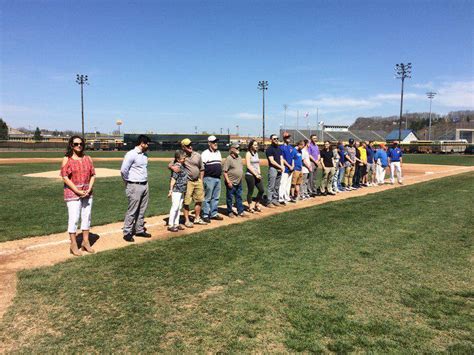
[283,104,288,131]
[236,125,239,136]
[395,63,412,141]
[76,74,89,138]
[258,80,268,145]
[426,92,437,141]
[296,110,299,132]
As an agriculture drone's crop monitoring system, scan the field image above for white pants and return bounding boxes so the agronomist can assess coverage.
[168,192,184,226]
[66,197,93,234]
[376,164,386,184]
[279,172,293,202]
[390,162,403,183]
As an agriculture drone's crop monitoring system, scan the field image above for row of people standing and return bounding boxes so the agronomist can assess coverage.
[60,134,404,254]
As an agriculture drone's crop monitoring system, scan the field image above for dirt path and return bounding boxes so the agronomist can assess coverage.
[0,164,472,321]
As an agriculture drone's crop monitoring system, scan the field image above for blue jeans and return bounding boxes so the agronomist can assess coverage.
[203,176,221,218]
[226,182,244,215]
[337,166,345,189]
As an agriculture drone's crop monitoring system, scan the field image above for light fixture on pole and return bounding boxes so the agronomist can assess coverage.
[258,80,268,145]
[395,63,412,141]
[76,74,89,138]
[426,91,437,140]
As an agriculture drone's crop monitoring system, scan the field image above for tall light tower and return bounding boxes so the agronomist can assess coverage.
[395,63,412,141]
[426,92,437,140]
[283,104,288,131]
[258,80,268,145]
[76,74,89,138]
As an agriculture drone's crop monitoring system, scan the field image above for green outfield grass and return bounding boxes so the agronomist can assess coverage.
[0,161,271,242]
[1,173,472,352]
[402,154,474,166]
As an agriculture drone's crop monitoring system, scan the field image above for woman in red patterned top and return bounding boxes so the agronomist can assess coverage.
[60,136,96,256]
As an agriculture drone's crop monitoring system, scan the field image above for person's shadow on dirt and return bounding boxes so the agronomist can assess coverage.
[75,233,100,248]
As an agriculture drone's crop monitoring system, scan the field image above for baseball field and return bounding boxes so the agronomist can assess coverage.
[0,153,473,352]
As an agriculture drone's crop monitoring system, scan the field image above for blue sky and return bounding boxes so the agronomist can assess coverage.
[1,0,473,136]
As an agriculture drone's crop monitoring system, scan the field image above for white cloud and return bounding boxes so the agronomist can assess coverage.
[372,93,423,101]
[437,81,474,108]
[233,112,260,120]
[412,82,434,90]
[295,97,378,109]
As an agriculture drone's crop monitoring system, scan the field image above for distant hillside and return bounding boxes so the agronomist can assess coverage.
[350,110,473,139]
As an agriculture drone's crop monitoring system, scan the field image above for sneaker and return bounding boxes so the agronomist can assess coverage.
[194,218,208,225]
[211,215,224,221]
[228,212,235,218]
[185,221,194,228]
[328,191,336,196]
[272,201,280,207]
[238,212,248,217]
[202,217,211,223]
[280,201,287,206]
[135,231,152,238]
[177,225,185,230]
[123,234,135,242]
[167,226,179,232]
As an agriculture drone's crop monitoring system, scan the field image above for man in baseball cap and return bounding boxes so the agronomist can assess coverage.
[201,135,224,223]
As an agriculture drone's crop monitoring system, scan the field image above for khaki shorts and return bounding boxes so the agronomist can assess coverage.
[184,179,204,205]
[291,171,303,185]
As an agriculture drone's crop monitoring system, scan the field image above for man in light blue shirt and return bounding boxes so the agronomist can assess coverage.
[121,135,151,242]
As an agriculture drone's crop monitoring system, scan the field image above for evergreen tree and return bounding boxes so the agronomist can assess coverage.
[0,118,8,140]
[33,127,42,141]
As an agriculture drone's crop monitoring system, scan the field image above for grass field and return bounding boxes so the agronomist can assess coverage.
[0,154,473,242]
[0,161,272,242]
[1,173,472,352]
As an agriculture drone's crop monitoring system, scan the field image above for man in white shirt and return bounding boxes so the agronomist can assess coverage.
[201,135,224,223]
[120,135,151,242]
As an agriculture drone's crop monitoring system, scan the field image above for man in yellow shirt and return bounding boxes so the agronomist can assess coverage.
[358,141,368,186]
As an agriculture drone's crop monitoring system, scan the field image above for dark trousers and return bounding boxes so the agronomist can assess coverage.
[353,165,361,187]
[226,182,244,215]
[245,174,264,205]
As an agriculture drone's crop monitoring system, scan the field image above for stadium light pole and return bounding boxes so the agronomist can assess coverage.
[258,80,268,145]
[426,91,437,140]
[76,74,89,138]
[283,104,288,131]
[395,63,412,141]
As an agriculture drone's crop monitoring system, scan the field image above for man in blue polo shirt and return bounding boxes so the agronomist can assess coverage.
[279,132,294,204]
[374,143,389,184]
[388,141,403,184]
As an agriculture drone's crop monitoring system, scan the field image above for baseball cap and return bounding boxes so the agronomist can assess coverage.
[283,132,291,138]
[231,143,240,149]
[181,138,192,146]
[208,135,219,143]
[348,138,354,144]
